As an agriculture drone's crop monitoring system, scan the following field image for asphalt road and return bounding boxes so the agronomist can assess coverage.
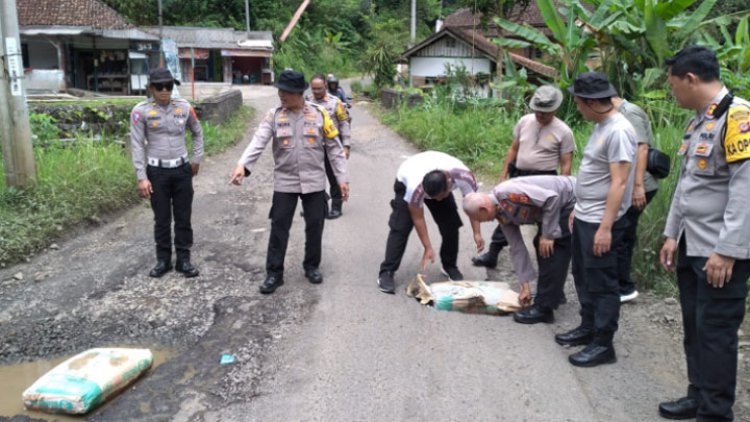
[1,83,748,422]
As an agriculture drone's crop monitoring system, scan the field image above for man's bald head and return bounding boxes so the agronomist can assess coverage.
[463,192,497,222]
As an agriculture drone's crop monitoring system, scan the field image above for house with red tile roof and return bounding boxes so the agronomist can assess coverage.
[17,0,274,95]
[17,0,159,94]
[401,7,557,96]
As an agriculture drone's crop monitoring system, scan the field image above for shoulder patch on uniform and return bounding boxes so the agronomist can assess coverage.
[310,103,339,139]
[724,104,750,163]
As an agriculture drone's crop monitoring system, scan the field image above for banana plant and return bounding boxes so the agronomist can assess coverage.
[492,0,618,87]
[585,0,717,69]
[696,15,750,97]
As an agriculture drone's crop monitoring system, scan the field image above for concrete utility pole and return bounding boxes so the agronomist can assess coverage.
[0,0,37,187]
[410,0,416,45]
[245,0,251,34]
[158,0,164,66]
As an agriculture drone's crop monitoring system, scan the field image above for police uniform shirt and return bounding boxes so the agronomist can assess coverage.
[130,98,204,180]
[617,99,659,193]
[574,113,637,223]
[238,102,349,194]
[513,114,576,172]
[493,176,576,283]
[310,95,351,147]
[396,151,478,208]
[664,87,750,259]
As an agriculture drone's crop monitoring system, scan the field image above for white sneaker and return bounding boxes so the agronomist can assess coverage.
[620,290,639,303]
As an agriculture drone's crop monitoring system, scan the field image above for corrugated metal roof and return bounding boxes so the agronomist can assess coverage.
[20,25,157,41]
[142,26,273,50]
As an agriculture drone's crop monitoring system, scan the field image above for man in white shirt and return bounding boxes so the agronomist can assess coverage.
[377,151,484,294]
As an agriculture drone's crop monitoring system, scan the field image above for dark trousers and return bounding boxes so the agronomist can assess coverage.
[487,168,557,256]
[676,237,749,421]
[379,180,463,275]
[618,189,658,294]
[533,210,572,310]
[324,151,342,205]
[147,163,194,262]
[267,191,327,277]
[571,217,628,345]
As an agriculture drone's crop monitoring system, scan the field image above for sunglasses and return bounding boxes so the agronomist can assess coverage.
[152,82,174,92]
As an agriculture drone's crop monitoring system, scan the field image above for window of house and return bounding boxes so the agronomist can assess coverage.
[21,44,29,68]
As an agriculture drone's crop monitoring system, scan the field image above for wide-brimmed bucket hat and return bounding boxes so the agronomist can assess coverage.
[275,69,308,93]
[529,85,563,112]
[568,72,617,99]
[149,67,181,85]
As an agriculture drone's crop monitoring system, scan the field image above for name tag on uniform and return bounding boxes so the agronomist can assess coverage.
[277,127,293,137]
[693,142,713,157]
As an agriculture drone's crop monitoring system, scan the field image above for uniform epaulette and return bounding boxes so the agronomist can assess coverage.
[134,99,150,108]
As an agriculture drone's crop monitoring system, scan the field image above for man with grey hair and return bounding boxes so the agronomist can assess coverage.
[463,175,576,324]
[472,85,575,273]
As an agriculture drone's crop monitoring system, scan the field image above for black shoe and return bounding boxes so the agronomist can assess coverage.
[259,274,284,294]
[305,268,323,284]
[555,326,594,346]
[471,252,498,269]
[569,343,617,367]
[658,397,699,420]
[441,266,464,281]
[175,260,199,278]
[326,208,342,219]
[513,305,554,324]
[149,260,172,278]
[378,271,395,294]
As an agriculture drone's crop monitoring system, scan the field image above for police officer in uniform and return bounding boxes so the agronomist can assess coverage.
[230,70,350,294]
[462,176,576,324]
[472,85,575,269]
[612,95,659,303]
[130,68,202,278]
[309,73,351,219]
[658,46,750,421]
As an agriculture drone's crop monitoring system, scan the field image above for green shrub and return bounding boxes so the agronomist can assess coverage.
[350,81,363,95]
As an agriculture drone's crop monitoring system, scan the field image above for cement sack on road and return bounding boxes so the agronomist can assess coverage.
[406,274,521,315]
[22,348,153,414]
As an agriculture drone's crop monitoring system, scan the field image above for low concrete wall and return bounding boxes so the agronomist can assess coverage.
[25,70,65,93]
[380,88,423,109]
[176,82,232,100]
[195,89,243,125]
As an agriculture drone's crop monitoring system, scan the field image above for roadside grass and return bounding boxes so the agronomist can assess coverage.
[380,98,690,295]
[0,105,254,265]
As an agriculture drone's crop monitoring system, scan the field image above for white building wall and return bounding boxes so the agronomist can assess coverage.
[25,70,65,92]
[409,57,491,77]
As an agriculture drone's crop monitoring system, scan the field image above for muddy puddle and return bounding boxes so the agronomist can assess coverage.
[0,347,172,421]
